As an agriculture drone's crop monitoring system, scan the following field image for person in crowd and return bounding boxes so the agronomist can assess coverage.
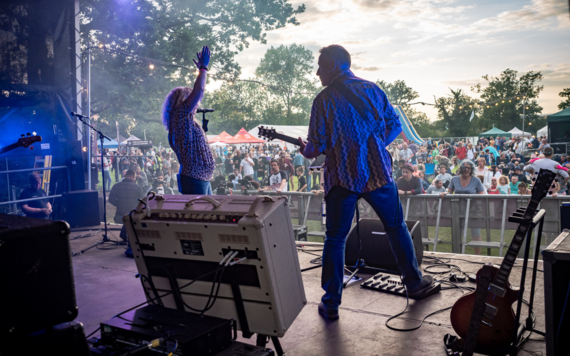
[400,142,413,163]
[484,165,502,190]
[109,170,144,224]
[278,150,295,191]
[148,175,174,195]
[213,152,223,177]
[439,159,485,254]
[525,147,570,185]
[293,150,305,173]
[240,152,255,179]
[111,151,120,182]
[296,166,307,192]
[396,163,423,195]
[498,176,511,194]
[418,171,430,191]
[224,154,233,176]
[260,159,288,193]
[466,143,476,161]
[509,175,520,194]
[497,152,509,168]
[487,177,502,194]
[101,149,112,190]
[135,167,150,193]
[537,138,550,154]
[456,142,467,163]
[298,45,429,320]
[434,165,453,188]
[513,137,525,163]
[162,46,214,194]
[394,159,405,180]
[518,182,530,195]
[19,173,52,219]
[474,157,489,186]
[509,166,528,185]
[427,179,446,194]
[435,155,450,170]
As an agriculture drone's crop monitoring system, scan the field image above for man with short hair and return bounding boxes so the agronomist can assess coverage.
[109,169,145,224]
[537,138,550,155]
[400,143,413,163]
[427,179,446,194]
[433,166,452,188]
[525,147,569,184]
[19,173,52,219]
[298,45,429,320]
[240,153,255,178]
[456,142,467,162]
[396,163,423,195]
[260,159,288,193]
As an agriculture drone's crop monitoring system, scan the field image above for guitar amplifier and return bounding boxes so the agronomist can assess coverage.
[123,194,306,337]
[542,229,570,356]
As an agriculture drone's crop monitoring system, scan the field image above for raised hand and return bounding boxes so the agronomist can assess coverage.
[193,46,211,69]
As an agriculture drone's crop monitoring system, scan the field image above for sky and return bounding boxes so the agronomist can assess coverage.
[225,0,570,121]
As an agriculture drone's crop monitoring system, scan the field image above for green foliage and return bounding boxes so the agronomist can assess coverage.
[471,68,543,132]
[558,88,570,110]
[434,88,478,137]
[375,79,440,138]
[80,0,305,144]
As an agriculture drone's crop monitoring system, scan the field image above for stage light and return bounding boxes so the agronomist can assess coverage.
[82,146,88,152]
[495,103,498,106]
[509,100,512,102]
[99,43,104,48]
[529,122,532,125]
[32,131,36,136]
[149,64,155,69]
[228,81,233,86]
[502,100,505,103]
[459,106,462,109]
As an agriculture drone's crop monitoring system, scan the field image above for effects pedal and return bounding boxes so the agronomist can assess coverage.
[361,272,441,300]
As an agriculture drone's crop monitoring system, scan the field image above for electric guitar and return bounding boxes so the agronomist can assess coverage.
[0,134,42,155]
[257,126,304,146]
[449,169,556,349]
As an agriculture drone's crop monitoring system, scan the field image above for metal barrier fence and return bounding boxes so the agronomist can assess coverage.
[245,190,566,257]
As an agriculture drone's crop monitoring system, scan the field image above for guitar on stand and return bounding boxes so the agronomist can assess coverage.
[0,134,42,155]
[448,169,557,356]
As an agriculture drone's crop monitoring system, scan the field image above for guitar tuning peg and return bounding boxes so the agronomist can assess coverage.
[26,133,31,136]
[21,134,25,138]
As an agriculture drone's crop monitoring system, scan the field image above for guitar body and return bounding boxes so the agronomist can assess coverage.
[450,265,519,349]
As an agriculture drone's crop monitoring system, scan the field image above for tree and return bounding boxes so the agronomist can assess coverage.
[434,88,477,137]
[80,0,305,144]
[471,69,543,132]
[375,80,439,137]
[559,88,570,110]
[255,44,318,125]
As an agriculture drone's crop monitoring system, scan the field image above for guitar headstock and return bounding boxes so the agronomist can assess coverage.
[531,169,557,201]
[257,126,277,141]
[18,133,42,148]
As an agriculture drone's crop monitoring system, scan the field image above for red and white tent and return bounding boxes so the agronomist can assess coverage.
[226,128,265,144]
[208,131,234,143]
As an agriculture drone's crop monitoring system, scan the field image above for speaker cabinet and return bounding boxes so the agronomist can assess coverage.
[345,219,424,274]
[543,230,570,356]
[560,202,570,232]
[63,190,100,228]
[0,214,77,336]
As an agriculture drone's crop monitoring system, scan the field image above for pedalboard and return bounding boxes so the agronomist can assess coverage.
[361,272,441,300]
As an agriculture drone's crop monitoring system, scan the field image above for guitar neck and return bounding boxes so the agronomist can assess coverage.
[0,142,21,155]
[492,200,540,288]
[265,132,300,146]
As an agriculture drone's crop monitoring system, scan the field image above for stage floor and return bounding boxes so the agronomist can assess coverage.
[70,225,546,356]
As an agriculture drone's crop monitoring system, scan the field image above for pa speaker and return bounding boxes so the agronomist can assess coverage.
[560,202,570,232]
[345,219,424,274]
[0,214,77,336]
[63,190,100,228]
[542,230,570,356]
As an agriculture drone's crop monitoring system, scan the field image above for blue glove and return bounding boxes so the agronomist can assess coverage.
[193,46,210,69]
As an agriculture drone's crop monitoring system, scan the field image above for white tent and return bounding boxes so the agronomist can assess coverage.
[209,141,227,147]
[248,125,309,151]
[509,127,532,137]
[121,135,141,144]
[537,125,548,138]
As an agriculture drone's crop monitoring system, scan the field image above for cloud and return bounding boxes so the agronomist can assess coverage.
[441,77,487,87]
[352,64,382,71]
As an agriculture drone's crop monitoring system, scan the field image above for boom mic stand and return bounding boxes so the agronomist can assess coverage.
[71,112,119,255]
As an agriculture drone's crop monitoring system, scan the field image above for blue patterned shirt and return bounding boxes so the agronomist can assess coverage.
[307,70,400,195]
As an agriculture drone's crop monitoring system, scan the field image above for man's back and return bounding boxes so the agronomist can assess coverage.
[109,179,144,217]
[308,71,398,194]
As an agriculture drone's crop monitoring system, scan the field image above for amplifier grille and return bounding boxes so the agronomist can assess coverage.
[219,234,249,244]
[175,232,203,241]
[137,230,161,239]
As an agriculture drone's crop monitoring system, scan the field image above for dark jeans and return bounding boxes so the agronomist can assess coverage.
[321,183,423,310]
[177,174,212,195]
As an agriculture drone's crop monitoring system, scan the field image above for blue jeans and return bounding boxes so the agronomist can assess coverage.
[178,174,212,195]
[321,183,423,310]
[103,170,112,191]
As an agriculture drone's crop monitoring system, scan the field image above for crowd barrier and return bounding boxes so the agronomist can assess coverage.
[245,190,566,257]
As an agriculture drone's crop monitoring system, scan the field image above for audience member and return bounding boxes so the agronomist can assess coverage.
[19,173,51,219]
[426,179,446,194]
[109,170,144,224]
[396,163,423,195]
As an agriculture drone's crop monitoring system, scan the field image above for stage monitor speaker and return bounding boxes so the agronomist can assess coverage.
[63,190,100,228]
[542,229,570,356]
[0,214,77,336]
[345,219,424,274]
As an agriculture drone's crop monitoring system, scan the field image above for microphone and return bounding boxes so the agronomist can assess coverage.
[197,108,215,113]
[70,112,88,119]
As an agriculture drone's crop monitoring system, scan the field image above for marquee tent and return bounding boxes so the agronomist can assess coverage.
[209,131,234,143]
[121,135,141,144]
[210,141,227,147]
[478,127,511,138]
[97,138,119,149]
[546,106,570,123]
[537,125,548,138]
[248,125,309,151]
[226,128,265,144]
[508,127,532,137]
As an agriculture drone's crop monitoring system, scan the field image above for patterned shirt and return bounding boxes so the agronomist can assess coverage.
[168,102,215,181]
[307,70,400,195]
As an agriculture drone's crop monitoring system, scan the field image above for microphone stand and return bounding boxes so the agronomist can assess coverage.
[72,114,119,254]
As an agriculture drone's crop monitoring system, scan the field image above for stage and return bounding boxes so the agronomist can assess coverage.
[70,225,546,356]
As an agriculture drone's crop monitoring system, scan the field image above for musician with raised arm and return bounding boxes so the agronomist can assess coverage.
[162,46,214,195]
[298,45,434,320]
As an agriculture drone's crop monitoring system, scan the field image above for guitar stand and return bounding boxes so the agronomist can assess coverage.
[343,259,365,288]
[443,208,546,356]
